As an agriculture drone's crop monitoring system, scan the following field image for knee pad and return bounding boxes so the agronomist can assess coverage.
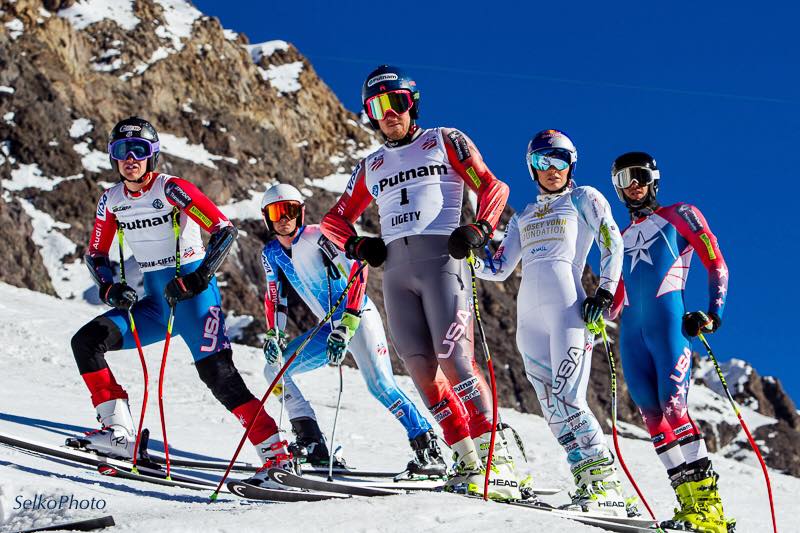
[72,316,123,375]
[195,348,254,411]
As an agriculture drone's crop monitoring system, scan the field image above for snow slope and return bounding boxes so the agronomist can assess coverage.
[0,283,794,532]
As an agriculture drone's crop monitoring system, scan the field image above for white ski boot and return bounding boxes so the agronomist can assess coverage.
[563,454,630,517]
[245,433,297,488]
[67,398,136,460]
[443,436,482,494]
[474,430,521,501]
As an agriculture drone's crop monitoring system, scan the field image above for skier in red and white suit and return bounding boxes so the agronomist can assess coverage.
[321,65,519,500]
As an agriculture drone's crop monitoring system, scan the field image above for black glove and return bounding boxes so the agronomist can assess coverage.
[102,282,138,311]
[581,288,614,324]
[345,236,387,267]
[683,311,721,337]
[164,270,210,306]
[448,220,492,260]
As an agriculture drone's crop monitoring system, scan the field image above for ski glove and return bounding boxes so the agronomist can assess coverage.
[164,269,210,306]
[345,236,386,267]
[326,311,361,365]
[102,282,138,311]
[581,288,614,324]
[683,311,722,337]
[263,329,288,365]
[448,220,492,260]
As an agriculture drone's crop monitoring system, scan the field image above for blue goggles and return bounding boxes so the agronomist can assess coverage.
[108,138,160,161]
[530,148,572,171]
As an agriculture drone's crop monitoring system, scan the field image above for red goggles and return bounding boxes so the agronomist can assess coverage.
[263,201,302,222]
[365,90,414,121]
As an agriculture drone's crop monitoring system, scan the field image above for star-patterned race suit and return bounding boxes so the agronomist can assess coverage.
[261,224,432,439]
[321,126,508,445]
[474,183,624,468]
[611,202,728,472]
[73,173,279,446]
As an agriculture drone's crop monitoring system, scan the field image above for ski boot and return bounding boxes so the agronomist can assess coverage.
[288,417,346,468]
[443,436,482,494]
[661,461,735,532]
[244,433,298,488]
[66,398,136,460]
[473,430,521,501]
[562,453,631,518]
[404,429,447,479]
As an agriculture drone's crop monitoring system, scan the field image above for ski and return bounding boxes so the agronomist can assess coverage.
[504,500,670,532]
[96,462,222,491]
[226,481,350,502]
[17,515,116,532]
[265,468,402,497]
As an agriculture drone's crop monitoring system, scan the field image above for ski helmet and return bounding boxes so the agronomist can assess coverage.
[261,183,305,236]
[526,129,578,193]
[107,116,160,180]
[611,151,660,204]
[361,65,420,130]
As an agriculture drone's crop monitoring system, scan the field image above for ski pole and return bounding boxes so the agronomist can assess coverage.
[589,318,657,522]
[210,262,367,500]
[697,333,777,533]
[158,208,182,480]
[466,253,498,502]
[328,364,344,481]
[116,227,149,474]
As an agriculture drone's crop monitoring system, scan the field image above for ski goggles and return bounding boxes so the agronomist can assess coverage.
[613,167,659,189]
[263,200,302,222]
[530,148,572,172]
[108,138,160,161]
[364,90,414,121]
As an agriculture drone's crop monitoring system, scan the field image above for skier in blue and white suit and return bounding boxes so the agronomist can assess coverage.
[259,183,444,475]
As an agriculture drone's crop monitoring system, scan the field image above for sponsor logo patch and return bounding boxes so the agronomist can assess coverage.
[677,204,704,232]
[190,205,212,228]
[465,166,481,188]
[367,73,398,87]
[378,164,448,193]
[96,193,108,219]
[698,232,717,260]
[120,125,142,132]
[369,154,384,172]
[165,181,192,209]
[152,198,164,210]
[447,130,470,161]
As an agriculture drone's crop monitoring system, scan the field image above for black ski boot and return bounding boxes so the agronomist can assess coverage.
[288,417,346,468]
[404,429,447,478]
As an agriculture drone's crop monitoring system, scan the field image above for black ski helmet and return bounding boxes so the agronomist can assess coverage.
[361,65,420,130]
[611,151,660,206]
[108,116,161,177]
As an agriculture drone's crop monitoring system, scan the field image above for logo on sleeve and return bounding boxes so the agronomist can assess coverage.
[698,233,717,260]
[96,193,108,219]
[677,204,704,232]
[165,181,192,209]
[317,235,339,261]
[190,205,212,228]
[447,130,471,162]
[345,161,361,194]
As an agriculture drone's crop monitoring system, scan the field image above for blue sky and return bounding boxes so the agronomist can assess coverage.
[195,1,799,402]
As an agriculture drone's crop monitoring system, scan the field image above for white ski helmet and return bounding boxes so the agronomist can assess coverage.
[261,183,305,235]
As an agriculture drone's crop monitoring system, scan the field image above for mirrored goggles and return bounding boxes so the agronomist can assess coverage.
[530,148,572,172]
[613,167,659,189]
[108,138,160,161]
[365,90,414,121]
[263,201,302,222]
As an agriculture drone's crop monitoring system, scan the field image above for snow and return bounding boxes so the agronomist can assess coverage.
[68,118,93,139]
[17,201,94,300]
[306,172,352,194]
[0,86,14,94]
[258,62,304,95]
[3,112,14,125]
[58,0,139,31]
[4,18,23,40]
[695,357,753,397]
[152,0,201,52]
[72,142,112,173]
[225,312,254,342]
[0,282,795,532]
[2,164,81,192]
[223,29,238,41]
[246,40,289,64]
[220,189,269,221]
[158,133,238,169]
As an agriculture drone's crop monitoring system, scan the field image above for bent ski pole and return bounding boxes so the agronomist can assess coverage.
[589,318,657,522]
[210,262,367,500]
[117,227,148,474]
[467,254,498,502]
[698,333,777,533]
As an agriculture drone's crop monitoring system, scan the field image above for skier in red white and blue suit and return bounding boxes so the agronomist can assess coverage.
[610,152,733,531]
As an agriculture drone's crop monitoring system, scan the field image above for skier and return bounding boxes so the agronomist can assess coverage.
[259,183,445,476]
[609,152,733,532]
[472,129,633,516]
[69,117,291,487]
[320,65,519,501]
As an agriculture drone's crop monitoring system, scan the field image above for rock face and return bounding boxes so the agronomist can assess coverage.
[1,0,797,477]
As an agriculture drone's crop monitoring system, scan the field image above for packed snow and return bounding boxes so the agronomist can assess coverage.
[0,283,794,532]
[158,133,238,169]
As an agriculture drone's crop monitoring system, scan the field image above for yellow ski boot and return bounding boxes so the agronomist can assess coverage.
[662,463,736,532]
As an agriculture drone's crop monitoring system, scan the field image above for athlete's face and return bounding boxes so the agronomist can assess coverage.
[118,156,149,192]
[377,109,411,141]
[273,215,298,243]
[623,181,649,202]
[536,166,570,193]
